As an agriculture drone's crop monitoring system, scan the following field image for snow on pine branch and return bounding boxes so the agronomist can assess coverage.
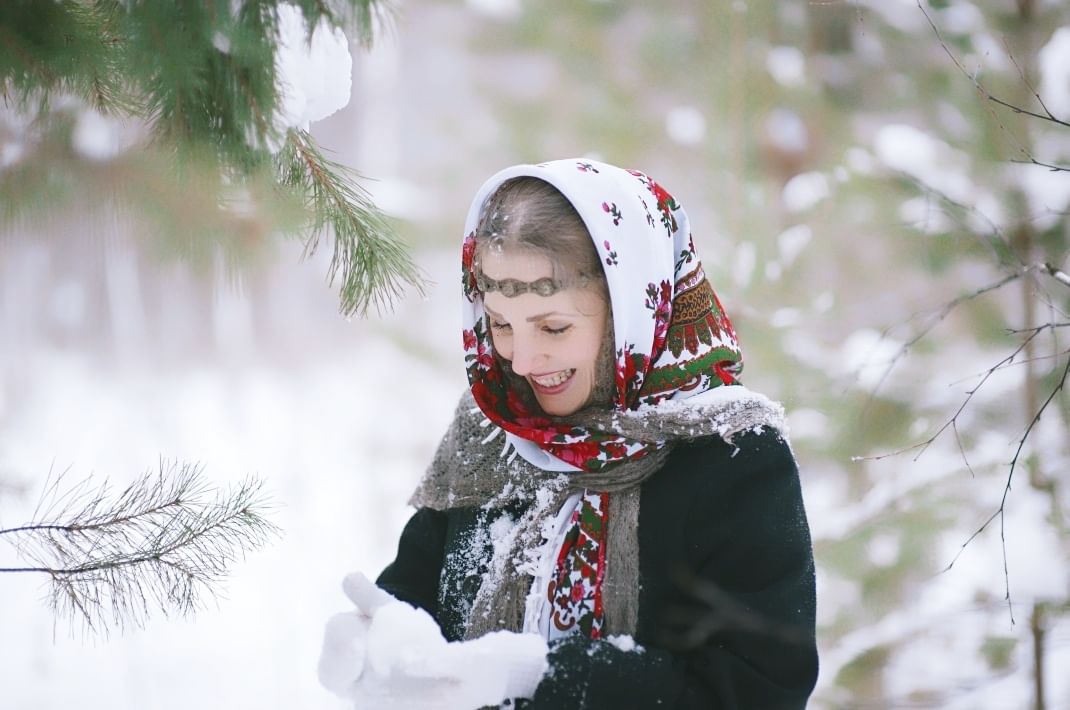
[271,2,353,141]
[0,460,279,636]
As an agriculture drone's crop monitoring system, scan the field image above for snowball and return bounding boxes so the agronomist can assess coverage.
[365,602,448,677]
[273,3,352,135]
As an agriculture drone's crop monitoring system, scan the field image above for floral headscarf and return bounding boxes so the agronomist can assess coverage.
[461,158,743,472]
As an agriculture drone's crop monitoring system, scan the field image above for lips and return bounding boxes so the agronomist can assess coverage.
[529,368,576,394]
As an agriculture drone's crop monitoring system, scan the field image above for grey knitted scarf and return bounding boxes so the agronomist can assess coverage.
[409,386,786,640]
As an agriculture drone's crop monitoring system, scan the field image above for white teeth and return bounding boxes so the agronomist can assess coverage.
[532,369,574,387]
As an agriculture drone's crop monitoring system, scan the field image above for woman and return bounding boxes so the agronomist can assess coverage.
[319,159,818,709]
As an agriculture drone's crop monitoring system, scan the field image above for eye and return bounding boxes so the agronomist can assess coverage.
[542,324,572,336]
[490,320,512,333]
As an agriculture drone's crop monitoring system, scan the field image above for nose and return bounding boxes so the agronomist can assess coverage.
[508,334,541,377]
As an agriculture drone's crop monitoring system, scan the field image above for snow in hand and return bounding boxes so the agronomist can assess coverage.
[319,572,549,709]
[273,3,352,136]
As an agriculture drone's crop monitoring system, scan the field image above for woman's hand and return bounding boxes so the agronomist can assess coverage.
[318,571,549,708]
[316,571,395,696]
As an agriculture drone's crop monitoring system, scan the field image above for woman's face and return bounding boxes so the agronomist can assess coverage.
[480,249,609,417]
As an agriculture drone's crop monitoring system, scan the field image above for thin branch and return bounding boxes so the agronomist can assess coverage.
[1041,262,1070,288]
[1009,157,1070,173]
[857,266,1032,405]
[936,353,1070,624]
[857,325,1046,464]
[919,1,1070,129]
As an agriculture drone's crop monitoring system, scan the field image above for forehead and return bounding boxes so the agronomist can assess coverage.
[478,249,554,282]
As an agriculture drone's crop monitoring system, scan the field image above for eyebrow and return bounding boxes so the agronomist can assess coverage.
[484,306,576,322]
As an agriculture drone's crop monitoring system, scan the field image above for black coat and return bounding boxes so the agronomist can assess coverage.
[377,427,818,709]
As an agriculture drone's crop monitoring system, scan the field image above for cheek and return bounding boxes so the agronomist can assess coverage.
[577,331,605,372]
[490,331,512,359]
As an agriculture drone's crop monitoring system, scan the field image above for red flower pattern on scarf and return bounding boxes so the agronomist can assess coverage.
[459,159,744,642]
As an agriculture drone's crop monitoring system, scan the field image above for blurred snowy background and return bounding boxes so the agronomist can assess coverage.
[2,1,1069,708]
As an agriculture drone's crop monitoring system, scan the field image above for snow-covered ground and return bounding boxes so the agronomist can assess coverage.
[0,244,468,710]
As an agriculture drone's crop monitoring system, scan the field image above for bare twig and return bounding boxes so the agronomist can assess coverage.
[937,353,1070,624]
[918,0,1070,179]
[858,266,1032,406]
[857,324,1048,464]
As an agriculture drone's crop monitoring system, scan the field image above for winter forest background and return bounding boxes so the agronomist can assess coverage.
[2,0,1069,708]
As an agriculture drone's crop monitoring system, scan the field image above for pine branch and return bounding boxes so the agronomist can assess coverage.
[0,460,279,636]
[2,1,422,316]
[278,129,427,316]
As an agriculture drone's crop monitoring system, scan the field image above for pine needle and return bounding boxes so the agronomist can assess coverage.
[278,128,427,316]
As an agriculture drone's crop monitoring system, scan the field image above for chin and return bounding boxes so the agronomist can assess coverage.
[534,395,583,418]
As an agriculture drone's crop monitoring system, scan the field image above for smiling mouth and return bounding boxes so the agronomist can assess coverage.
[530,369,576,392]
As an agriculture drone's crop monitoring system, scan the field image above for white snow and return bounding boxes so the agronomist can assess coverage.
[782,172,829,213]
[838,328,904,391]
[939,1,985,35]
[776,224,813,266]
[332,600,548,709]
[212,31,231,54]
[466,0,523,21]
[1007,161,1070,232]
[865,531,901,568]
[605,634,644,653]
[1,141,23,168]
[273,3,353,136]
[731,240,756,287]
[766,46,806,88]
[770,307,801,329]
[786,408,828,440]
[844,146,877,175]
[873,123,976,206]
[763,108,809,154]
[73,109,123,161]
[898,195,954,234]
[1038,26,1070,120]
[665,106,706,146]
